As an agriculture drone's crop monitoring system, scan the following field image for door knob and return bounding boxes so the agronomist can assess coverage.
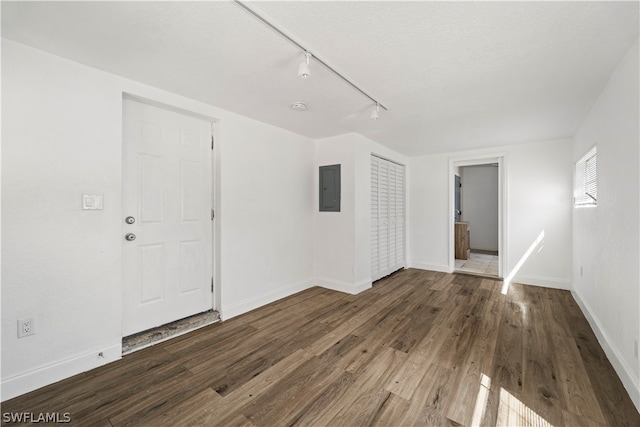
[125,233,136,241]
[125,216,136,224]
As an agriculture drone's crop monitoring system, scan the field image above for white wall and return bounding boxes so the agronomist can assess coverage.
[314,136,357,290]
[314,133,408,293]
[218,114,315,319]
[573,38,640,409]
[460,164,499,251]
[409,139,573,289]
[1,39,315,400]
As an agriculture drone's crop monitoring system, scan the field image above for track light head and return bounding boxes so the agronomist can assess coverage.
[298,62,310,79]
[298,51,311,79]
[371,103,380,120]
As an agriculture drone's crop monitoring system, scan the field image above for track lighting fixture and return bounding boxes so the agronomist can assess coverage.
[371,104,380,121]
[234,1,388,118]
[298,51,311,79]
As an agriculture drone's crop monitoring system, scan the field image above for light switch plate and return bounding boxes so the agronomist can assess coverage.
[82,194,103,210]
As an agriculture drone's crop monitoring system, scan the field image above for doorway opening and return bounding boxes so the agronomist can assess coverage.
[449,155,506,278]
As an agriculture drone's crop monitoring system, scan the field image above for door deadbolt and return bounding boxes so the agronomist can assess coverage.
[125,216,136,224]
[125,233,136,241]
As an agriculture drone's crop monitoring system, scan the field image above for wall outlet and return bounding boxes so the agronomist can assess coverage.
[18,318,35,338]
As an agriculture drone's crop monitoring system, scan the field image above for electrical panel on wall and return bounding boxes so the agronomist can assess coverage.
[319,164,341,212]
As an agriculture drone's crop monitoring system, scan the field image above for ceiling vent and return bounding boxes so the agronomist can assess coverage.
[290,102,308,111]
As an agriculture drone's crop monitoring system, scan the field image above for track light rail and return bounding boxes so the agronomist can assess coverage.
[233,0,388,111]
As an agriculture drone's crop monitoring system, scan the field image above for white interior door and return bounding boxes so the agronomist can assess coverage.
[122,98,212,336]
[371,155,405,282]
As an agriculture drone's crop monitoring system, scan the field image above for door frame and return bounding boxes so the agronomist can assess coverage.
[448,153,507,277]
[121,93,220,331]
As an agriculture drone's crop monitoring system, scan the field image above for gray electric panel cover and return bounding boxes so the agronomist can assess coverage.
[319,164,341,212]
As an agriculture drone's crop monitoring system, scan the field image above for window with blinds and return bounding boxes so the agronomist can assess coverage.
[574,146,597,207]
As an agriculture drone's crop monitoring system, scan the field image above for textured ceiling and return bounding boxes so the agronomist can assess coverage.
[2,1,639,156]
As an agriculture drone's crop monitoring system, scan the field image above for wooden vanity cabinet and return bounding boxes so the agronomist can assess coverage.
[455,222,470,260]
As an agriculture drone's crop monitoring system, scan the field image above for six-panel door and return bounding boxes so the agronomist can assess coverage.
[122,98,212,336]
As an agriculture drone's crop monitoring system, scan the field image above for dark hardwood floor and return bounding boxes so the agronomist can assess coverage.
[2,269,639,426]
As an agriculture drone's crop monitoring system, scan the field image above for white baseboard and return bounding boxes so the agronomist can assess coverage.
[219,278,314,321]
[1,343,122,402]
[218,276,372,321]
[571,289,640,412]
[409,261,451,273]
[510,274,571,290]
[315,277,372,295]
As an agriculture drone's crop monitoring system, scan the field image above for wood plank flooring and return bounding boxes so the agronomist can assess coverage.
[2,269,639,426]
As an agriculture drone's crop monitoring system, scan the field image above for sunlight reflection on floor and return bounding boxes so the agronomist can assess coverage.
[470,372,554,427]
[470,373,492,426]
[497,387,553,427]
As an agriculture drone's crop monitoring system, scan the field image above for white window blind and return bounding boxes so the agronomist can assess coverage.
[574,146,597,207]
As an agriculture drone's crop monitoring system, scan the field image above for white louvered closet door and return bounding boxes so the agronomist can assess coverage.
[371,158,380,280]
[371,155,405,282]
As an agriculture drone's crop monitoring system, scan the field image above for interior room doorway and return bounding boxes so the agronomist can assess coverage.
[449,155,506,278]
